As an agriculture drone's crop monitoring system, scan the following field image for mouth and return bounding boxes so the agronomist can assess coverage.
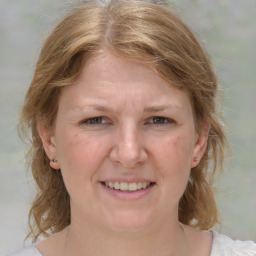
[101,181,155,192]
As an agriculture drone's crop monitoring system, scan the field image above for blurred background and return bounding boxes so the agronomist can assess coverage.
[0,0,255,254]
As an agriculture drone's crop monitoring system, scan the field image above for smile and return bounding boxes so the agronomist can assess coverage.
[103,181,152,191]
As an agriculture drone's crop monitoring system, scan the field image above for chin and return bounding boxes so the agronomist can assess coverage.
[104,209,155,234]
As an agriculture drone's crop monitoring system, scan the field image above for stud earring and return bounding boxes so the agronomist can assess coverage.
[193,157,199,162]
[51,158,57,163]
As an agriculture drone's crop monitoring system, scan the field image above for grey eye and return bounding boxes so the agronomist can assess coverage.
[152,117,167,124]
[150,117,173,124]
[85,117,103,124]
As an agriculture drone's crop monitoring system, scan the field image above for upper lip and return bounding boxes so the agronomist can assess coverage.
[100,178,155,183]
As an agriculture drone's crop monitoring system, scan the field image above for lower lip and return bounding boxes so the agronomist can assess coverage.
[100,183,155,200]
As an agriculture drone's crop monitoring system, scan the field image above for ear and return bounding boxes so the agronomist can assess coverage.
[191,119,210,168]
[37,122,60,170]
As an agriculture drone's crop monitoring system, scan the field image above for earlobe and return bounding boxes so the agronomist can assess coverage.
[49,158,60,169]
[37,122,60,170]
[191,120,210,168]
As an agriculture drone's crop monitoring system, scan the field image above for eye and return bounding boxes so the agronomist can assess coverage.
[147,116,174,125]
[81,116,109,126]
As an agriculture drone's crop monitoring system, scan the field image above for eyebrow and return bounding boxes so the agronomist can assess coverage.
[71,104,179,113]
[71,104,114,113]
[88,105,112,112]
[143,104,179,113]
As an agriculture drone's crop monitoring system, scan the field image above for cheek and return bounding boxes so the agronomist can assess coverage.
[157,134,193,170]
[69,134,105,161]
[56,131,113,208]
[56,130,111,184]
[153,134,194,197]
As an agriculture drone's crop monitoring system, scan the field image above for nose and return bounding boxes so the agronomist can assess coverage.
[109,124,148,168]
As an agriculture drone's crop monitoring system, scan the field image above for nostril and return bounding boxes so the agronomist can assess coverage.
[109,137,148,168]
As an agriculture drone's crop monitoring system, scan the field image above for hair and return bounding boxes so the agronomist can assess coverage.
[19,0,228,241]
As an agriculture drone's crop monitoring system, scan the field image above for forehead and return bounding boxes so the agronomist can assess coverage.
[77,51,161,85]
[59,51,193,113]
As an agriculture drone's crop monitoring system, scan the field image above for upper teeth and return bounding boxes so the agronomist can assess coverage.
[104,181,151,191]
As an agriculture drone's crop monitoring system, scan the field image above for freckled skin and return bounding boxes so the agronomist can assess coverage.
[43,51,208,235]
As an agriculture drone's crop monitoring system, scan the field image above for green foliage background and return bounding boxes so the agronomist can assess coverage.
[0,0,255,254]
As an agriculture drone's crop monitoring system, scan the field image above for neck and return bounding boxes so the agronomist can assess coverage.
[63,219,190,256]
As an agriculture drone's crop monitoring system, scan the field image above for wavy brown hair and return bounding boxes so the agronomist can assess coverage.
[19,0,228,241]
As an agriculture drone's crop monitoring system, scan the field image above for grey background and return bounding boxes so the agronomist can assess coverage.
[1,0,255,254]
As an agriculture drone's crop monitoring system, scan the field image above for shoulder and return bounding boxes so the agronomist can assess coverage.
[8,228,69,256]
[6,245,42,256]
[211,231,256,256]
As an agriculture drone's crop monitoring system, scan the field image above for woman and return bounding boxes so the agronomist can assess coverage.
[9,0,256,255]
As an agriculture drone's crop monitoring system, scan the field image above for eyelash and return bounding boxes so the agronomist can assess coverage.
[81,116,174,126]
[81,117,109,126]
[147,116,174,125]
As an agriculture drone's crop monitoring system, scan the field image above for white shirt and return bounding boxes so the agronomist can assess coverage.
[7,232,256,256]
[210,231,256,255]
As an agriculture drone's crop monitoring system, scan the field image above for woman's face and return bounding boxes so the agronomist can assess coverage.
[41,51,209,233]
